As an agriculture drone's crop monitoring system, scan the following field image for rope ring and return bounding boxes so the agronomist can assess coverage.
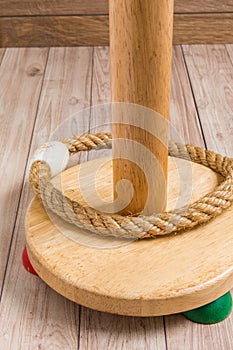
[29,133,233,240]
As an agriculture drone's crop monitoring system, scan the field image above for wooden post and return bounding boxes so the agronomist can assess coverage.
[109,0,174,215]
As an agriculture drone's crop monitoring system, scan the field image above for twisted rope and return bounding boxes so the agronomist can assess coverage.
[29,133,233,239]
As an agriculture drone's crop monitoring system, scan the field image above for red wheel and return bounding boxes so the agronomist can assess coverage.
[22,246,38,275]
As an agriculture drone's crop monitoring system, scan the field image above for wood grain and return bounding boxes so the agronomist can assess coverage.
[0,15,109,47]
[32,47,93,149]
[0,48,48,291]
[182,45,233,156]
[173,13,233,44]
[166,312,233,350]
[0,49,5,63]
[0,48,93,349]
[164,44,233,350]
[170,46,204,146]
[79,308,166,350]
[1,13,233,48]
[89,47,111,137]
[109,0,174,115]
[0,0,108,16]
[110,0,173,215]
[0,0,232,16]
[226,44,233,64]
[175,0,233,13]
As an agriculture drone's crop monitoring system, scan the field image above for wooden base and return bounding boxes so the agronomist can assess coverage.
[25,156,233,316]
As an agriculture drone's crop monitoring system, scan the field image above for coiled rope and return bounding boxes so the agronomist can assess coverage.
[29,132,233,239]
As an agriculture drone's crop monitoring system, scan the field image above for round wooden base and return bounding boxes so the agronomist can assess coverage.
[25,156,233,316]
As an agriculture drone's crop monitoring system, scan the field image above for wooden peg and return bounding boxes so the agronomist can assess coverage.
[109,0,174,214]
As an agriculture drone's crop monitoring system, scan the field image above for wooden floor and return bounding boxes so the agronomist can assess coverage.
[0,45,232,349]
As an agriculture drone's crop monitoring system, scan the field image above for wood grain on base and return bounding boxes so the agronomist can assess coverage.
[25,157,233,316]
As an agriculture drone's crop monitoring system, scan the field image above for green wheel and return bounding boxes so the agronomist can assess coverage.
[183,292,232,324]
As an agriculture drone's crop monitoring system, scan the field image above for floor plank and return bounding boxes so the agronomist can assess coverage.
[88,46,111,159]
[165,314,233,350]
[0,47,93,350]
[182,44,233,156]
[0,49,5,63]
[226,44,233,64]
[0,48,48,292]
[80,308,167,350]
[170,46,205,146]
[165,44,233,350]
